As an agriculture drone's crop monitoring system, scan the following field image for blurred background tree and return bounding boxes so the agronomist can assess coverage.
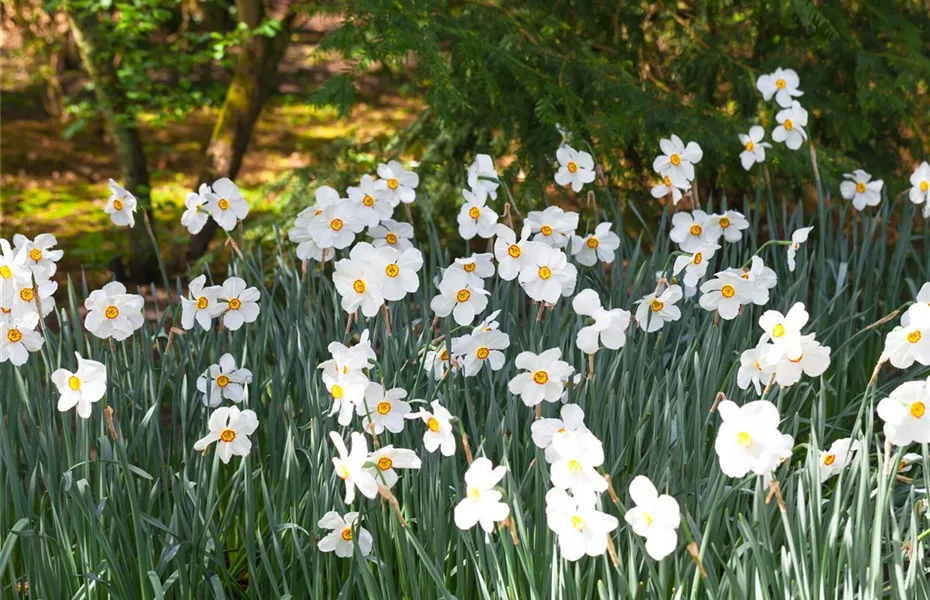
[2,0,928,281]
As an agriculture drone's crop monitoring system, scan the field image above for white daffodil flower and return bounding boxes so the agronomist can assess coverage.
[181,183,211,234]
[756,67,803,107]
[508,348,575,406]
[721,256,776,307]
[365,445,421,490]
[454,457,510,532]
[549,430,608,495]
[572,288,631,353]
[367,246,423,302]
[546,488,618,561]
[525,206,579,248]
[650,174,691,206]
[374,161,419,206]
[196,353,253,407]
[652,134,703,186]
[52,352,107,419]
[84,281,145,341]
[714,400,794,481]
[758,302,809,365]
[0,312,43,366]
[1,238,32,306]
[180,274,223,331]
[215,276,261,330]
[468,154,499,200]
[531,404,589,463]
[770,334,831,387]
[669,210,721,253]
[787,226,813,272]
[407,400,456,456]
[452,329,510,377]
[333,252,385,318]
[902,283,930,327]
[494,224,532,281]
[634,285,683,333]
[348,174,393,228]
[430,268,489,326]
[330,431,379,504]
[309,196,364,250]
[206,178,249,231]
[699,271,754,320]
[738,126,772,171]
[518,243,577,304]
[193,406,259,464]
[554,145,596,192]
[816,438,860,483]
[318,329,377,379]
[451,253,496,284]
[737,340,774,395]
[317,511,373,558]
[840,169,883,211]
[358,384,411,435]
[882,303,930,369]
[673,243,719,288]
[908,161,930,207]
[105,179,138,227]
[8,277,57,320]
[423,346,453,380]
[12,233,63,280]
[457,185,498,240]
[323,370,369,427]
[570,222,620,267]
[877,379,930,446]
[772,101,808,150]
[369,219,415,251]
[624,476,681,561]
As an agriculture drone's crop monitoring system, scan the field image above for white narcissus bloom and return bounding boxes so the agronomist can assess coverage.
[1,239,32,306]
[531,404,589,463]
[288,212,332,264]
[369,219,415,251]
[181,184,211,234]
[652,134,703,186]
[180,274,223,331]
[358,384,411,435]
[207,178,249,231]
[787,226,814,272]
[196,353,253,407]
[317,511,373,558]
[454,457,510,532]
[508,348,574,406]
[772,101,808,150]
[699,272,754,320]
[310,197,364,250]
[365,446,421,490]
[348,174,393,228]
[908,161,930,207]
[525,206,579,249]
[518,243,577,304]
[367,246,423,302]
[430,268,489,326]
[897,452,923,474]
[672,243,719,288]
[571,288,631,354]
[323,370,369,426]
[902,283,930,327]
[634,285,683,333]
[193,406,259,464]
[105,179,137,227]
[882,303,930,369]
[714,400,794,481]
[816,438,861,483]
[52,352,107,419]
[840,169,883,212]
[457,186,498,240]
[452,329,510,377]
[737,340,774,395]
[333,252,385,318]
[756,67,803,107]
[12,233,63,280]
[216,277,261,330]
[739,126,772,171]
[759,302,809,365]
[571,222,620,267]
[407,400,456,456]
[423,347,453,380]
[0,312,43,366]
[84,281,145,341]
[650,174,691,206]
[374,161,419,206]
[877,379,930,446]
[545,488,618,561]
[451,253,496,283]
[493,225,532,281]
[8,277,57,320]
[318,329,376,379]
[770,334,831,387]
[723,256,777,307]
[714,211,750,243]
[554,145,596,193]
[624,476,681,561]
[330,431,379,504]
[669,210,721,253]
[549,431,608,495]
[468,154,499,200]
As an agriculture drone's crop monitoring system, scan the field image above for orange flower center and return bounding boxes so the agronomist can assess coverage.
[330,218,344,231]
[720,217,731,228]
[783,119,794,131]
[670,154,681,166]
[538,266,552,280]
[353,280,366,294]
[745,141,754,152]
[377,456,393,470]
[911,402,926,418]
[775,78,786,89]
[385,233,398,245]
[468,206,481,219]
[113,199,124,211]
[567,161,578,173]
[220,428,236,443]
[363,195,375,207]
[907,330,922,344]
[29,248,42,261]
[508,245,522,258]
[689,224,702,236]
[341,527,353,541]
[387,178,399,190]
[476,347,490,360]
[650,300,664,312]
[533,370,549,384]
[721,285,736,299]
[855,182,866,194]
[377,401,391,415]
[228,298,241,310]
[196,296,209,309]
[385,264,400,278]
[19,288,35,302]
[456,289,471,303]
[216,375,230,388]
[586,237,599,249]
[693,252,703,265]
[6,328,21,343]
[218,198,229,210]
[105,305,119,319]
[540,225,553,236]
[463,262,476,273]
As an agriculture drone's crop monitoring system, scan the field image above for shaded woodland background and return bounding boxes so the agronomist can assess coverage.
[2,0,929,284]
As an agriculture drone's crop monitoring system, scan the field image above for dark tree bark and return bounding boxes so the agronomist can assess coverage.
[64,1,159,282]
[186,0,298,260]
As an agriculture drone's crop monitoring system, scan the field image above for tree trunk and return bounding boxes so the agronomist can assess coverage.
[187,0,296,260]
[64,2,159,282]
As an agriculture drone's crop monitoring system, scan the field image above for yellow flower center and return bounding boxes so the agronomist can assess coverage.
[720,217,731,228]
[19,288,35,302]
[105,305,119,319]
[64,375,82,391]
[456,289,471,303]
[385,264,400,278]
[468,206,481,219]
[568,459,583,473]
[721,285,736,299]
[196,296,209,310]
[745,141,754,152]
[538,266,552,280]
[571,515,585,530]
[353,280,366,294]
[385,233,398,245]
[855,182,866,194]
[508,245,522,258]
[468,486,481,501]
[586,237,599,249]
[330,218,344,231]
[377,456,393,470]
[911,402,926,419]
[113,199,124,211]
[336,464,349,479]
[670,154,681,166]
[6,328,21,343]
[689,224,702,236]
[387,178,399,190]
[463,262,476,273]
[439,348,449,361]
[29,248,42,261]
[540,225,553,236]
[921,181,929,192]
[663,175,671,186]
[220,428,236,443]
[331,385,344,399]
[314,209,323,216]
[476,347,490,360]
[772,323,786,338]
[783,119,794,131]
[363,195,375,207]
[823,453,836,466]
[427,417,440,432]
[650,300,664,312]
[533,370,549,384]
[790,354,803,363]
[737,431,752,447]
[218,198,229,210]
[567,161,578,173]
[341,527,353,541]
[644,512,653,525]
[377,401,391,415]
[0,266,11,279]
[907,330,922,343]
[228,298,241,310]
[216,375,230,388]
[775,78,786,89]
[693,252,703,265]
